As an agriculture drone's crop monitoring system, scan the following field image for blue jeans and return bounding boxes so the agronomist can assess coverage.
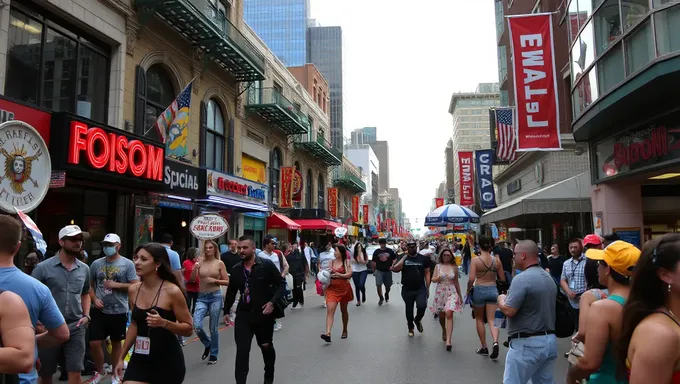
[503,334,557,384]
[193,290,223,358]
[352,270,368,302]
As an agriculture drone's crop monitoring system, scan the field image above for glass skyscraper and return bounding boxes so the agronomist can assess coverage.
[244,0,310,66]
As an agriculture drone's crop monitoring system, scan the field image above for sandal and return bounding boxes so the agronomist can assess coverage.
[341,331,348,339]
[320,333,331,342]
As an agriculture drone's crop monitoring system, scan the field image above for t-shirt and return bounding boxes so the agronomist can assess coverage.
[0,266,65,384]
[495,247,514,274]
[286,250,308,277]
[318,251,335,270]
[90,256,137,315]
[547,255,567,281]
[182,259,200,292]
[372,247,397,271]
[505,265,556,335]
[400,254,433,290]
[258,250,285,273]
[220,251,241,276]
[163,245,181,271]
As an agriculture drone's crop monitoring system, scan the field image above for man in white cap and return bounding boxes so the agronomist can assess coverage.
[87,233,138,383]
[33,225,91,384]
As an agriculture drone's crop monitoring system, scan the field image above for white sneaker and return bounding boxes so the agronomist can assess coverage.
[322,302,327,308]
[88,372,104,384]
[111,376,122,384]
[274,321,282,331]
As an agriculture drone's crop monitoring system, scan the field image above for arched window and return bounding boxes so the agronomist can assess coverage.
[306,169,313,209]
[204,99,225,171]
[269,148,281,205]
[140,64,176,141]
[318,174,325,212]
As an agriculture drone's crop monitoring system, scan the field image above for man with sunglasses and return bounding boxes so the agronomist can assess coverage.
[33,225,92,384]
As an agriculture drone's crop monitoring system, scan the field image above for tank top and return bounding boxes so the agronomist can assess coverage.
[350,254,367,272]
[588,294,626,384]
[131,282,181,360]
[626,310,680,383]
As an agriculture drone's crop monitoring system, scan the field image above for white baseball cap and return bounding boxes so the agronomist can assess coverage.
[59,225,83,240]
[103,233,121,244]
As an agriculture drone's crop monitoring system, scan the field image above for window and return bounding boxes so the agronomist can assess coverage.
[655,0,678,6]
[318,174,325,210]
[594,0,622,55]
[204,99,225,171]
[625,20,654,74]
[138,64,176,141]
[270,148,281,205]
[6,7,108,122]
[655,3,680,56]
[572,67,598,115]
[497,46,507,83]
[568,0,580,43]
[622,0,649,32]
[495,1,505,40]
[597,43,625,93]
[305,169,313,208]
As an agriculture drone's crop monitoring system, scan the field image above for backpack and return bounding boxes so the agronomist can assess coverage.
[554,283,577,338]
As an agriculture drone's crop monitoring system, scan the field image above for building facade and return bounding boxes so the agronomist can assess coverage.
[332,156,366,231]
[350,126,377,145]
[345,144,379,221]
[370,140,390,194]
[445,139,455,203]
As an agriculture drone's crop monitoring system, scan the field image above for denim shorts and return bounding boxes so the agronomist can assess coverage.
[472,285,498,307]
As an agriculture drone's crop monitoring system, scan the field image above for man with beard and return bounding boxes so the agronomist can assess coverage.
[392,240,432,337]
[224,236,286,384]
[33,225,91,384]
[371,238,397,306]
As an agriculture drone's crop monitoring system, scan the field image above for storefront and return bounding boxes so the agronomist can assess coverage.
[266,212,300,244]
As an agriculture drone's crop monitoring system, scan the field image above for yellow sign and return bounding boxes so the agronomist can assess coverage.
[241,155,266,183]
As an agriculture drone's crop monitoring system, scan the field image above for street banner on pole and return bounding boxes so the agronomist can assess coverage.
[362,205,369,225]
[279,167,294,208]
[508,13,562,151]
[352,195,360,223]
[327,188,338,218]
[458,151,475,207]
[434,198,445,208]
[475,149,498,210]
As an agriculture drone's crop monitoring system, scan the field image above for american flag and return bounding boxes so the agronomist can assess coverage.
[153,81,194,143]
[495,107,517,162]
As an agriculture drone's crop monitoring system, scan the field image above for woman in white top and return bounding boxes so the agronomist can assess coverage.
[318,243,336,308]
[350,243,369,306]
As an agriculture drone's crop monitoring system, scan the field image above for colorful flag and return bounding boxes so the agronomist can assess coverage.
[327,188,338,218]
[352,195,360,223]
[15,207,46,255]
[279,167,295,208]
[495,107,517,162]
[153,81,194,144]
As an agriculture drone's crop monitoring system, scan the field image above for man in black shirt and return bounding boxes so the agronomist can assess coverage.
[392,241,432,337]
[371,238,397,306]
[223,236,286,384]
[286,242,309,308]
[494,241,515,283]
[546,244,566,283]
[221,239,241,276]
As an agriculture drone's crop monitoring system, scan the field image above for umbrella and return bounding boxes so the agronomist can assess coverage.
[424,204,480,227]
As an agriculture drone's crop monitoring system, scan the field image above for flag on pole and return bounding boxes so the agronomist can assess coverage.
[495,107,517,162]
[152,80,194,143]
[15,207,46,255]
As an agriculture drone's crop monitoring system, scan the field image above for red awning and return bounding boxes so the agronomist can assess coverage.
[267,213,301,230]
[295,219,340,231]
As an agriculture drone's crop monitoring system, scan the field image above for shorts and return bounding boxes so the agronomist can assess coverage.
[39,323,86,375]
[89,309,128,341]
[374,270,393,287]
[472,285,498,307]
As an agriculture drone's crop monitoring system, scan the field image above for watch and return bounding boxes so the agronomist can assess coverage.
[84,315,91,322]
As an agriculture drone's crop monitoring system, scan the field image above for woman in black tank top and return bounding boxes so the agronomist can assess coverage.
[114,243,193,384]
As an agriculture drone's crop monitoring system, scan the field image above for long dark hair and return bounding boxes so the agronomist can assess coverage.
[183,247,199,262]
[353,242,363,261]
[439,248,456,266]
[584,258,606,290]
[334,244,348,264]
[617,234,680,376]
[135,243,185,294]
[478,235,494,252]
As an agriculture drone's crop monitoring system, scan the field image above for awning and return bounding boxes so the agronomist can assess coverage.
[295,219,340,231]
[481,173,592,224]
[267,213,300,230]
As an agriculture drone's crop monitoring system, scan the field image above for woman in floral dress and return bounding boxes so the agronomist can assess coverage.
[430,248,464,351]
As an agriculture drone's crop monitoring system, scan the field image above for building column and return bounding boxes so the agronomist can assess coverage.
[591,183,643,238]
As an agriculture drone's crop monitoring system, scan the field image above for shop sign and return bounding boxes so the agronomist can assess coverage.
[475,149,497,210]
[595,115,680,181]
[279,167,294,208]
[241,155,267,184]
[190,213,229,240]
[362,204,369,225]
[207,170,268,206]
[0,121,52,213]
[327,187,338,218]
[0,96,51,145]
[67,121,164,181]
[163,159,201,197]
[458,151,474,206]
[292,169,303,202]
[352,195,359,223]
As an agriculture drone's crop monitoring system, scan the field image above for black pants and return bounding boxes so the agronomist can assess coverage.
[234,314,276,384]
[186,291,199,314]
[292,275,305,307]
[401,287,427,330]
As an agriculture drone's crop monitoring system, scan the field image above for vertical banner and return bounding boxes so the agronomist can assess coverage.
[475,149,498,210]
[327,188,338,218]
[362,205,369,225]
[351,195,360,223]
[458,151,475,206]
[377,213,382,232]
[279,167,294,208]
[292,169,303,202]
[434,198,445,208]
[508,13,562,151]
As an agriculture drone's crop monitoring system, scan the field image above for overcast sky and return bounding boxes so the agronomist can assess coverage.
[310,0,499,233]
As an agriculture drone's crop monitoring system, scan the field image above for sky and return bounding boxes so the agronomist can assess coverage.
[310,0,499,234]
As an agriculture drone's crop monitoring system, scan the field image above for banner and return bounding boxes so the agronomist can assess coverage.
[508,13,561,151]
[475,149,497,210]
[362,205,369,225]
[241,155,267,183]
[327,188,338,218]
[458,151,475,206]
[279,167,294,208]
[352,195,360,223]
[15,208,46,255]
[434,198,445,208]
[292,169,303,202]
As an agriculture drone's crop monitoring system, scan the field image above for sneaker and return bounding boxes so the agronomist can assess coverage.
[378,298,384,306]
[111,376,122,384]
[385,291,390,302]
[201,347,210,360]
[322,302,327,308]
[208,356,218,365]
[490,342,500,359]
[408,330,415,337]
[476,347,489,356]
[415,321,424,333]
[274,321,282,331]
[291,305,298,310]
[88,372,104,384]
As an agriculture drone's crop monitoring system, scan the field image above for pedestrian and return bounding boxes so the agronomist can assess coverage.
[317,242,335,308]
[430,248,463,351]
[220,239,241,323]
[286,241,309,309]
[0,215,69,384]
[87,233,138,384]
[114,243,193,383]
[320,244,353,342]
[498,240,557,384]
[462,231,475,275]
[561,238,588,328]
[33,225,92,384]
[546,244,566,285]
[350,242,368,306]
[618,233,680,383]
[570,255,609,352]
[371,238,397,306]
[467,235,506,359]
[0,288,35,376]
[158,234,184,290]
[392,240,432,337]
[191,240,229,365]
[223,236,286,384]
[495,241,515,284]
[567,240,639,384]
[182,247,200,314]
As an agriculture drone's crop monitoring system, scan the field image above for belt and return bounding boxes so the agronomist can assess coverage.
[509,330,555,340]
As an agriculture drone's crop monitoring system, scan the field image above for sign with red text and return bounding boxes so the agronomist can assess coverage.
[508,13,562,151]
[0,96,52,145]
[327,188,338,218]
[434,198,445,208]
[189,213,229,240]
[279,167,294,208]
[352,195,360,223]
[458,151,475,206]
[362,204,369,225]
[207,170,268,206]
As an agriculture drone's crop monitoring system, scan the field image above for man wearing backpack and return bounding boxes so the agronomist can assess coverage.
[258,236,288,331]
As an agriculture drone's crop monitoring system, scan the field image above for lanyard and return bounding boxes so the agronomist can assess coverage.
[243,268,252,304]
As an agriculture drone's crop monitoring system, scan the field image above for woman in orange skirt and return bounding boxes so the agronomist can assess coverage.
[321,244,354,342]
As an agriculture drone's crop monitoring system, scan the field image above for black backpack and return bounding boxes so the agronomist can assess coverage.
[554,283,577,338]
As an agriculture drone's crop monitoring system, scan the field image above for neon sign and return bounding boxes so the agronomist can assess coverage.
[67,121,164,181]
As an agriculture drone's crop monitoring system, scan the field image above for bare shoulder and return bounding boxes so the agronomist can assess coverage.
[128,282,142,296]
[164,282,183,298]
[636,314,680,342]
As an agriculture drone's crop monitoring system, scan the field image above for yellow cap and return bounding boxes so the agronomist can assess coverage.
[585,240,641,277]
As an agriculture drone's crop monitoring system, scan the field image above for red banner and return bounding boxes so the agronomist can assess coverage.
[351,195,359,223]
[279,167,294,208]
[377,213,381,231]
[362,205,369,225]
[508,14,561,151]
[327,188,338,218]
[292,169,303,202]
[434,198,445,208]
[458,151,475,206]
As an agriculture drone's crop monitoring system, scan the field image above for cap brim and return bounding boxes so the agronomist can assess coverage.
[585,248,606,260]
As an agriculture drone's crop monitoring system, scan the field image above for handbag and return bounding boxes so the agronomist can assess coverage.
[315,279,324,296]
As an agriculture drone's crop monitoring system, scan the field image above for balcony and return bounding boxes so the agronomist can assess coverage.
[294,130,342,166]
[333,168,366,193]
[245,88,310,135]
[135,0,265,82]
